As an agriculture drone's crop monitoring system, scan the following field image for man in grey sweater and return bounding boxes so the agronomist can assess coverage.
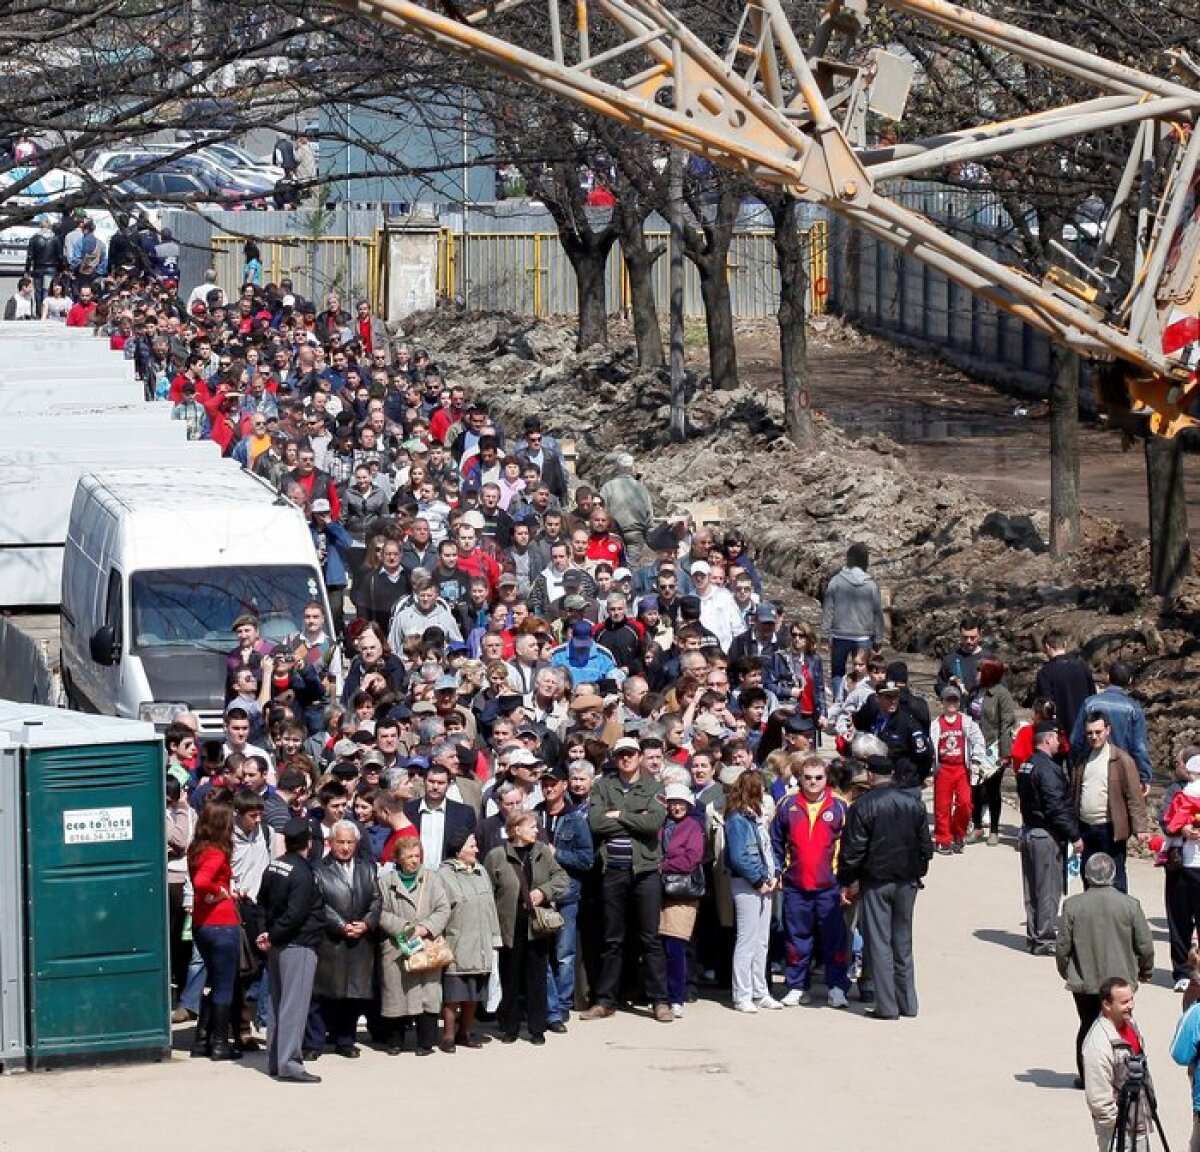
[820,543,886,696]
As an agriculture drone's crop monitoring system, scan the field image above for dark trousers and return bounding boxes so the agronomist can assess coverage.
[663,936,688,1006]
[321,997,367,1048]
[383,1012,438,1050]
[860,880,919,1019]
[167,883,191,999]
[577,870,605,1005]
[1073,992,1101,1079]
[1021,829,1065,948]
[971,766,1005,835]
[1166,868,1200,980]
[596,868,668,1008]
[498,933,550,1039]
[828,637,863,697]
[782,886,850,992]
[1079,821,1128,893]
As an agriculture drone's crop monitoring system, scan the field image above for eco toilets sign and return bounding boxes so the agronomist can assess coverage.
[63,806,134,844]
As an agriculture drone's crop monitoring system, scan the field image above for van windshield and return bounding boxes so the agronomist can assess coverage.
[130,566,324,651]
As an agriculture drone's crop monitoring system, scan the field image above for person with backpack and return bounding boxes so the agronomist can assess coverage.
[73,219,106,289]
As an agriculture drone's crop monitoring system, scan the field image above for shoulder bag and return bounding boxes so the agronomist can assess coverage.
[660,820,706,899]
[510,854,564,938]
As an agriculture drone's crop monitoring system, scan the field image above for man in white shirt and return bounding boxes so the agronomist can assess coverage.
[691,560,747,653]
[187,269,224,311]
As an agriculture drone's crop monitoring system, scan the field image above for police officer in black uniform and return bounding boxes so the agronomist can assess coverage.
[853,680,933,789]
[1016,720,1079,955]
[257,818,325,1083]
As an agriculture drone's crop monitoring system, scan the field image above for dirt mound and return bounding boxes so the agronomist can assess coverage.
[405,307,1200,770]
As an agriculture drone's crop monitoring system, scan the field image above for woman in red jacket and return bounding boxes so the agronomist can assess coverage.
[187,797,242,1061]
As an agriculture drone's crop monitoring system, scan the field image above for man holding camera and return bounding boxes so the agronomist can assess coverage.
[1082,976,1153,1151]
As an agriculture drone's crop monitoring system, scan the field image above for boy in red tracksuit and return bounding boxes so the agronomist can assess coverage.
[770,756,851,1008]
[930,686,985,854]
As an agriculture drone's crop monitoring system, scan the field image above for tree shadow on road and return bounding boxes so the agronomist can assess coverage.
[1015,1068,1078,1091]
[973,927,1030,953]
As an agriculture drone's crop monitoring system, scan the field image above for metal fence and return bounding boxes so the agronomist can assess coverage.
[165,207,388,309]
[439,222,830,319]
[825,183,1056,385]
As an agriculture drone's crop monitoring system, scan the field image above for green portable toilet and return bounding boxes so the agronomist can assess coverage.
[0,701,170,1069]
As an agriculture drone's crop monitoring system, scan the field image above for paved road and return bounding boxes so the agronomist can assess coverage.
[0,804,1190,1152]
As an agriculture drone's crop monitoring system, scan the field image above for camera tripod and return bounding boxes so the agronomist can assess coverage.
[1107,1056,1171,1152]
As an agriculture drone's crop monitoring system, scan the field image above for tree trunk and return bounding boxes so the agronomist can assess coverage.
[668,149,687,442]
[684,184,739,391]
[768,193,814,446]
[696,258,738,390]
[616,197,664,368]
[1145,433,1193,600]
[1049,349,1080,558]
[568,241,614,348]
[563,236,615,351]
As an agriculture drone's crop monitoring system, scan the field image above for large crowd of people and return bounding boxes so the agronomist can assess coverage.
[17,234,1197,1140]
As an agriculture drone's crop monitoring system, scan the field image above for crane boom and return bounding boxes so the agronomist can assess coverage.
[335,0,1200,433]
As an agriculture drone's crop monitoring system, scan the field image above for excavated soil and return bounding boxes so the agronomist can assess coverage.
[403,307,1200,773]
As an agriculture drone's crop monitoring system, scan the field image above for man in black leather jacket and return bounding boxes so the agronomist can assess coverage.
[1016,720,1080,955]
[838,756,932,1020]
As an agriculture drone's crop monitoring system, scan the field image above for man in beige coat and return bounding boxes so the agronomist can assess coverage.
[1071,711,1149,894]
[1056,853,1155,1088]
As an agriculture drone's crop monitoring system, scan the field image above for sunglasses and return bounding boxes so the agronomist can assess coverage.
[801,774,825,782]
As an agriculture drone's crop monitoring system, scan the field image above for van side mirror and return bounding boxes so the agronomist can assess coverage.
[89,626,119,666]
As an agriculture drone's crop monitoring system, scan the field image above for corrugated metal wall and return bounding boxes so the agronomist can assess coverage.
[825,183,1056,384]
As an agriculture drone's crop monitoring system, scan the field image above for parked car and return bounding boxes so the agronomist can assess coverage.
[102,153,272,208]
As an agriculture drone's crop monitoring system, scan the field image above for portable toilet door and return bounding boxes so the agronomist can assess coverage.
[5,708,171,1068]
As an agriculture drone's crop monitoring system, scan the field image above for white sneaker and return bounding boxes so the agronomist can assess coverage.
[1175,978,1192,993]
[780,989,804,1008]
[827,988,849,1009]
[670,1003,684,1019]
[733,1001,759,1014]
[757,996,784,1011]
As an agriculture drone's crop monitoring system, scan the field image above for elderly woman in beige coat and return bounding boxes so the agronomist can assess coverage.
[378,838,450,1056]
[438,825,501,1053]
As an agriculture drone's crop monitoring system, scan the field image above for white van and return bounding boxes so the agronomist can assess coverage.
[60,467,331,736]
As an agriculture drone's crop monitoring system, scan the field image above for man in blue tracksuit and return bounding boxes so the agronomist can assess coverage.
[538,764,594,1031]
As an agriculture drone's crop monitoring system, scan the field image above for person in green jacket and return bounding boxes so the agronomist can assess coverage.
[581,738,673,1024]
[1055,852,1155,1086]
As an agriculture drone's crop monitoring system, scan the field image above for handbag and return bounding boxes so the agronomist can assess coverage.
[510,855,563,939]
[662,868,706,900]
[398,873,454,974]
[236,899,262,979]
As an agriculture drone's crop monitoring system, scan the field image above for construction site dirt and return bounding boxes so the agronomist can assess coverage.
[401,307,1200,775]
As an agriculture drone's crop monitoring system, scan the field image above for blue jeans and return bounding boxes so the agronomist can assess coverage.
[181,944,207,1013]
[829,637,866,699]
[782,885,850,992]
[193,924,242,1006]
[547,900,579,1023]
